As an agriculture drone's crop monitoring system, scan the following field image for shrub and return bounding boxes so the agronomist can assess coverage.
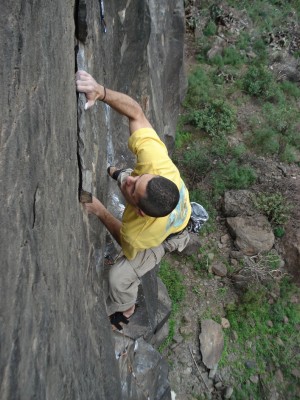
[280,80,300,99]
[181,145,211,179]
[211,136,230,157]
[213,161,257,197]
[280,145,297,163]
[263,102,297,135]
[236,32,251,51]
[209,54,224,68]
[246,102,300,158]
[231,143,247,159]
[223,47,246,66]
[185,68,215,107]
[189,100,236,138]
[249,127,280,155]
[253,192,291,227]
[242,65,276,99]
[175,130,192,149]
[203,20,217,36]
[274,226,285,238]
[252,38,268,62]
[209,47,246,68]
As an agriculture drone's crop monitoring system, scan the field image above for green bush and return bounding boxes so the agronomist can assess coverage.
[209,54,224,68]
[210,47,246,67]
[252,38,268,62]
[189,100,236,138]
[280,145,297,163]
[280,80,300,99]
[175,129,192,149]
[181,145,211,177]
[274,226,285,238]
[231,143,247,159]
[185,68,215,107]
[253,192,291,226]
[248,127,280,155]
[263,102,297,135]
[213,161,257,197]
[203,20,217,36]
[246,101,300,158]
[236,32,251,51]
[242,65,276,99]
[211,136,230,157]
[223,47,246,66]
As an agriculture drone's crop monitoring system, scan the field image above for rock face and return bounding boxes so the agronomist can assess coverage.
[0,1,186,399]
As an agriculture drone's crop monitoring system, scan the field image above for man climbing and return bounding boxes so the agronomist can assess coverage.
[76,70,192,331]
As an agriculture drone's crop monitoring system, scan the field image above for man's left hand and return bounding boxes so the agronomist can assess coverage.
[76,70,104,110]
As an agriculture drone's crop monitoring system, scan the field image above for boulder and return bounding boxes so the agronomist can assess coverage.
[280,224,300,283]
[199,319,224,369]
[212,263,228,277]
[223,190,257,217]
[115,336,171,400]
[226,216,275,255]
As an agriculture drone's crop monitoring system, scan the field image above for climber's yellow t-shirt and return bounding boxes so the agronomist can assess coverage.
[120,127,191,260]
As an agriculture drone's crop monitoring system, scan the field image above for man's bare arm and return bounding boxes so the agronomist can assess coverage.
[76,70,152,135]
[84,196,122,245]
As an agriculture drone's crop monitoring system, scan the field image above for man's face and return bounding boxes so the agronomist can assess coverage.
[120,174,154,209]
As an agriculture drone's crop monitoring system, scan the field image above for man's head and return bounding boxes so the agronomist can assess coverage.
[120,174,179,217]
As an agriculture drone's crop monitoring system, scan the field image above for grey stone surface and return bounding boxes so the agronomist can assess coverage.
[0,0,185,399]
[114,335,171,400]
[199,320,224,369]
[227,215,275,256]
[212,262,228,277]
[223,190,257,217]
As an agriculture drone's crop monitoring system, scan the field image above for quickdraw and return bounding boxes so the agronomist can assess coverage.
[99,0,107,33]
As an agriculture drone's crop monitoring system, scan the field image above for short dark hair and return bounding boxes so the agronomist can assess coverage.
[137,176,180,217]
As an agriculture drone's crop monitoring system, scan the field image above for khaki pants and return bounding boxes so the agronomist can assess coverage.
[106,229,190,315]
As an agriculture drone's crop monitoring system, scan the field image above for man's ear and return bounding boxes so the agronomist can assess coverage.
[136,208,146,217]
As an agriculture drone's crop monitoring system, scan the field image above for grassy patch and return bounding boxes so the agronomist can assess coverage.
[244,99,300,160]
[221,278,300,399]
[175,129,192,149]
[212,161,257,198]
[158,260,186,349]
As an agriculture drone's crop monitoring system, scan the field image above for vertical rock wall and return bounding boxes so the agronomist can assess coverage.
[0,1,186,398]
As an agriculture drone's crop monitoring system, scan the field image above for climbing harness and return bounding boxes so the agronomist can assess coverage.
[99,0,107,33]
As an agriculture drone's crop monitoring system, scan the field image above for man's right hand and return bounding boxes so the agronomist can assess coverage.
[83,196,122,245]
[75,70,105,110]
